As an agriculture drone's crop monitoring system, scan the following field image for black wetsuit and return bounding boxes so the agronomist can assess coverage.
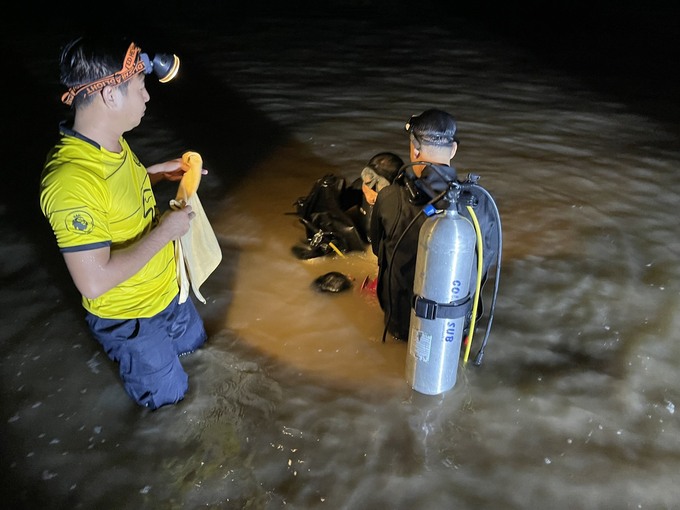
[370,164,499,341]
[370,178,425,340]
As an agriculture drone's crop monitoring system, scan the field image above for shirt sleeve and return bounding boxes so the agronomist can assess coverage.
[40,163,112,252]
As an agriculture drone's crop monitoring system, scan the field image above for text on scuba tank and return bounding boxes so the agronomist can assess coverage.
[445,320,457,343]
[451,280,463,297]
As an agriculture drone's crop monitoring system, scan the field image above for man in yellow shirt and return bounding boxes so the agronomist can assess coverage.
[40,35,207,410]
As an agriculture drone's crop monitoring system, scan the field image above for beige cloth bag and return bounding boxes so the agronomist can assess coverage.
[170,152,222,304]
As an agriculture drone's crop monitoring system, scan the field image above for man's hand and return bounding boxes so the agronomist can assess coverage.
[362,183,378,206]
[159,206,196,239]
[147,158,208,184]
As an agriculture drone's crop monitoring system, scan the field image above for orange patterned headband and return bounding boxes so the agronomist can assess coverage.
[61,43,146,106]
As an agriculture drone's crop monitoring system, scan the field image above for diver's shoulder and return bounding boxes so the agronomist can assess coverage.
[378,181,403,200]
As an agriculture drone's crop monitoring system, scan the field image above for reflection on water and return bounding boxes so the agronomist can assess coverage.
[3,9,680,510]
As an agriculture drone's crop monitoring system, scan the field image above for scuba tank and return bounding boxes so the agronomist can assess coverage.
[380,162,502,392]
[405,184,477,395]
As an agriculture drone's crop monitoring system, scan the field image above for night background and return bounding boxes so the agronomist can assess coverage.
[4,0,679,216]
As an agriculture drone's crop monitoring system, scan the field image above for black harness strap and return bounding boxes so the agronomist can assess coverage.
[413,295,471,320]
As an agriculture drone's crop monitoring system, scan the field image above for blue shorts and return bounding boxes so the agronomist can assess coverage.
[86,295,207,410]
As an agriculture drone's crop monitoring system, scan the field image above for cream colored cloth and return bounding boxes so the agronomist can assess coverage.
[171,152,222,304]
[173,193,222,304]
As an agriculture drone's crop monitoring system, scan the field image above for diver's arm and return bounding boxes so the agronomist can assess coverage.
[62,207,194,299]
[369,193,385,257]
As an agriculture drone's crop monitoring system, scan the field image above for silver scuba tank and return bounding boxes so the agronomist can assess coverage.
[406,205,476,395]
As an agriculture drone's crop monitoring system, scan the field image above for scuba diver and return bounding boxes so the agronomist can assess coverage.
[369,109,501,369]
[291,152,403,259]
[343,152,404,243]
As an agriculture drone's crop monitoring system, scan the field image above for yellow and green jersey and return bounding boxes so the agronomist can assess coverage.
[40,127,178,319]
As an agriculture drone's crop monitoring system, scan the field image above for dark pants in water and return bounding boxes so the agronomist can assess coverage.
[85,295,207,410]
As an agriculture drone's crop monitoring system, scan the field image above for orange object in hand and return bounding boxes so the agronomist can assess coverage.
[175,151,203,206]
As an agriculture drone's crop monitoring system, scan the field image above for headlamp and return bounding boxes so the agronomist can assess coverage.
[140,51,180,83]
[404,115,416,134]
[61,42,180,105]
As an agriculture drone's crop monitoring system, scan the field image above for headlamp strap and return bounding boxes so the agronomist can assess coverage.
[61,43,146,106]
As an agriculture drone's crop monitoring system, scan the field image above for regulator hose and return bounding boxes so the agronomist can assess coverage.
[470,183,502,367]
[463,205,483,364]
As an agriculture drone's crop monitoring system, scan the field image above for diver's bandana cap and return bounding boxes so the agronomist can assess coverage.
[405,109,459,146]
[61,42,180,106]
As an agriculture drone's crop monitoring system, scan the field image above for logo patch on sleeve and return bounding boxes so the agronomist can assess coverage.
[66,211,95,234]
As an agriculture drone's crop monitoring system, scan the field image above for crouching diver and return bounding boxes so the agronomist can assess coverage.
[369,109,501,393]
[290,153,403,259]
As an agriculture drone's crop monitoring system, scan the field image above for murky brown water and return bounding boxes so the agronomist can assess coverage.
[3,8,680,510]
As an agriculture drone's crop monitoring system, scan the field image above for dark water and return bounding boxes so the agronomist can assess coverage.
[2,4,680,509]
